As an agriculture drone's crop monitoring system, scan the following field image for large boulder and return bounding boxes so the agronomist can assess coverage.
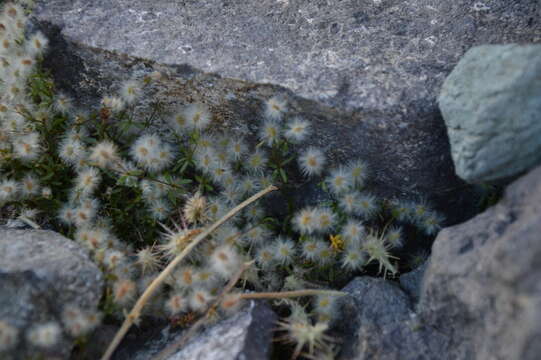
[33,0,540,112]
[419,164,541,359]
[439,44,541,183]
[338,164,541,359]
[0,229,103,359]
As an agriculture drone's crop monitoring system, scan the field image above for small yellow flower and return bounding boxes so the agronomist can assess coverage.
[329,234,344,251]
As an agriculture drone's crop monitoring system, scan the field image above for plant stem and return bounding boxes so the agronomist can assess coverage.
[100,185,277,360]
[239,289,345,300]
[153,261,253,360]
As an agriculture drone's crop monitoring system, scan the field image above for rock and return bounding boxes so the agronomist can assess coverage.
[399,261,427,304]
[336,164,541,359]
[0,229,103,359]
[439,44,541,183]
[30,9,483,229]
[336,277,448,360]
[419,164,541,360]
[113,300,276,360]
[33,0,540,112]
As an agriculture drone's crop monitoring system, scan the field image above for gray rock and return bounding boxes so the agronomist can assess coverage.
[0,229,103,359]
[419,164,541,360]
[337,164,541,359]
[33,0,541,112]
[439,44,541,183]
[399,261,428,304]
[336,277,448,360]
[113,301,276,360]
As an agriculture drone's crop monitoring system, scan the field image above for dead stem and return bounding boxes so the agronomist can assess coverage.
[100,185,277,360]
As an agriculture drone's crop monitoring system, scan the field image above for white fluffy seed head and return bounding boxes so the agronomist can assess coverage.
[284,116,310,143]
[357,193,379,219]
[341,248,367,271]
[292,207,317,235]
[386,226,404,248]
[183,192,208,224]
[113,278,137,306]
[259,119,281,146]
[41,186,52,199]
[62,305,101,337]
[264,96,287,121]
[101,95,125,112]
[301,239,320,262]
[26,31,49,57]
[341,219,365,246]
[419,211,444,236]
[75,167,101,196]
[165,293,187,315]
[246,150,268,174]
[53,93,72,114]
[298,147,325,177]
[0,179,18,202]
[170,266,196,289]
[210,245,240,278]
[243,224,269,245]
[314,294,339,321]
[20,174,39,197]
[326,167,352,195]
[184,103,212,130]
[14,132,40,161]
[339,192,361,215]
[148,198,171,221]
[58,204,75,225]
[131,134,159,163]
[59,138,86,166]
[169,107,189,133]
[314,242,334,266]
[88,141,119,169]
[227,138,247,161]
[256,244,275,269]
[348,159,369,187]
[313,207,336,233]
[26,322,61,348]
[136,247,161,274]
[120,79,142,104]
[189,288,213,312]
[273,237,296,265]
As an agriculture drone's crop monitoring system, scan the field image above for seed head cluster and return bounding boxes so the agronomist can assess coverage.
[0,2,445,358]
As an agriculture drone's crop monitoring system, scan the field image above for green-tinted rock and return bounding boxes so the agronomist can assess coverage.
[439,44,541,183]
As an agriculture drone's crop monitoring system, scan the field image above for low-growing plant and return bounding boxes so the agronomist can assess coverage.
[0,1,444,359]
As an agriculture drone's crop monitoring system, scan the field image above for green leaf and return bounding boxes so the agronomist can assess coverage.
[279,168,288,183]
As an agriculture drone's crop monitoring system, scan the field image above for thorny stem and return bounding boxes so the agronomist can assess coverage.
[100,185,277,360]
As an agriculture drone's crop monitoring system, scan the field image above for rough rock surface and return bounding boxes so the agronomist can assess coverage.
[336,277,448,360]
[439,44,541,183]
[399,261,427,304]
[419,164,541,360]
[33,0,541,111]
[338,165,541,359]
[113,301,276,360]
[0,229,103,359]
